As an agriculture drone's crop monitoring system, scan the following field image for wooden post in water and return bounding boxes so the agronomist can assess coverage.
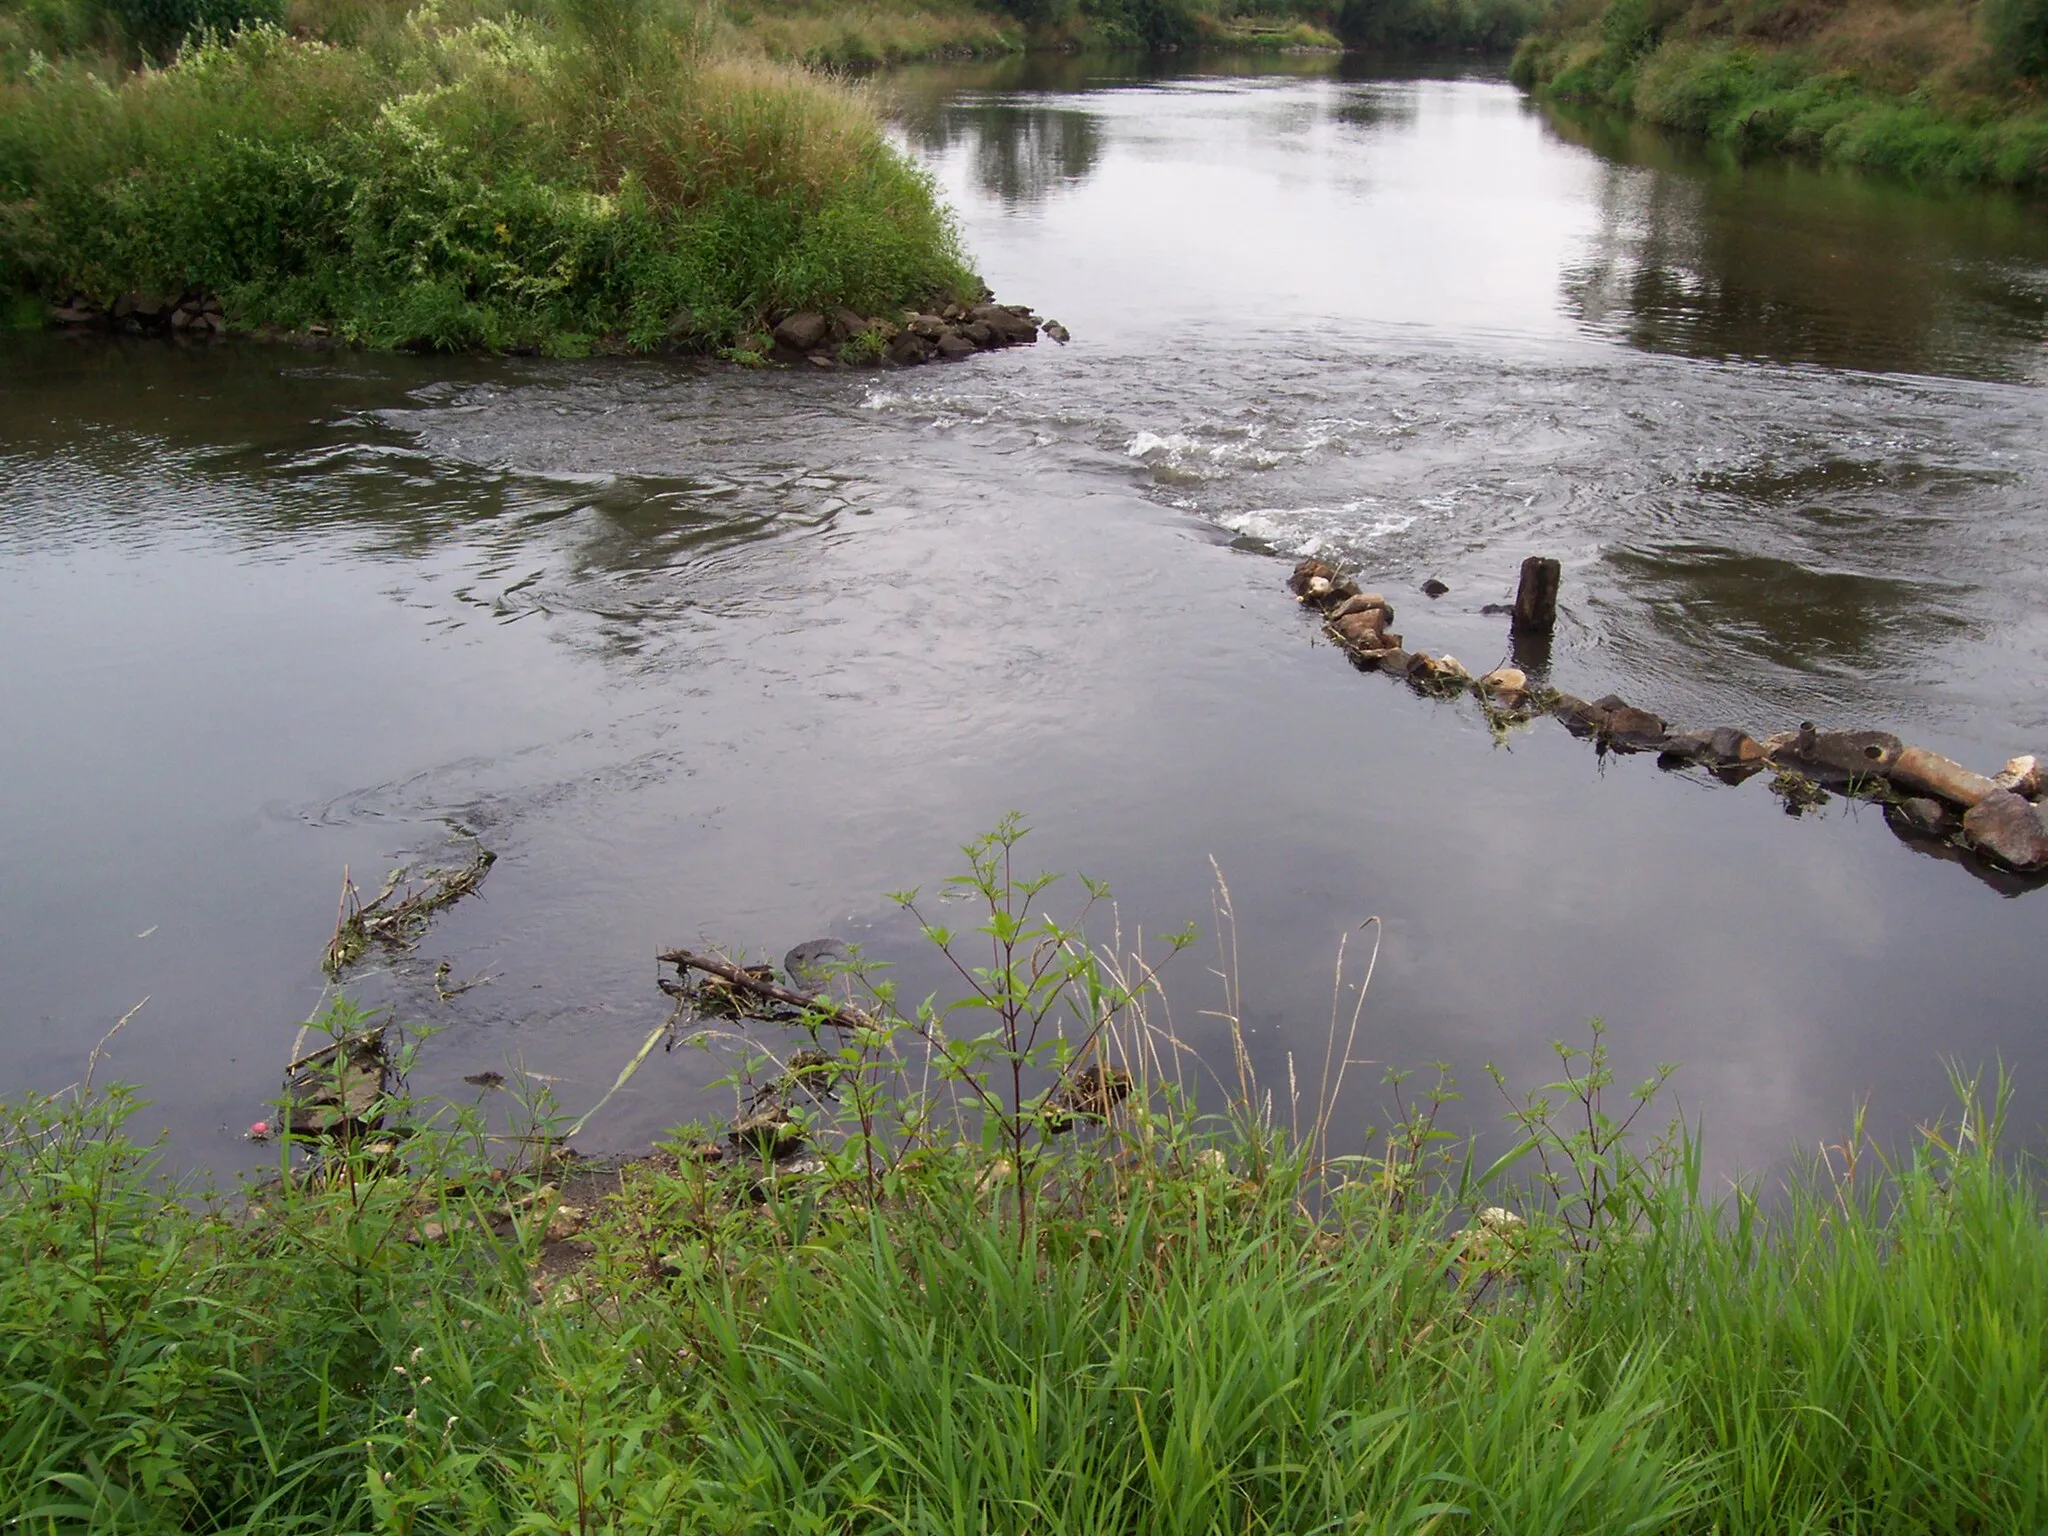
[1511,556,1560,636]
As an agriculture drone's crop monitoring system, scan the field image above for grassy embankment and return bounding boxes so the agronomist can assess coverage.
[1512,0,2048,190]
[4,819,2044,1533]
[0,0,985,351]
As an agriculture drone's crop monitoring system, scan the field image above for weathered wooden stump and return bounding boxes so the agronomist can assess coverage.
[1511,556,1560,636]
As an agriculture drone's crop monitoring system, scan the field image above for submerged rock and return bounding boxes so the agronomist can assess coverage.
[1961,790,2048,870]
[1886,796,1952,837]
[1551,693,1607,737]
[1421,578,1449,598]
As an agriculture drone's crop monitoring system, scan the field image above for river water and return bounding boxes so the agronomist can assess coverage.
[4,54,2046,1176]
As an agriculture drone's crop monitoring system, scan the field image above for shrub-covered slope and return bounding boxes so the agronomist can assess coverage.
[1513,0,2048,190]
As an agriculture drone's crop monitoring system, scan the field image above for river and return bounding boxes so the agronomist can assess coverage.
[4,53,2045,1175]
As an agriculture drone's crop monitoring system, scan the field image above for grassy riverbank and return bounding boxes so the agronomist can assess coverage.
[5,1045,2044,1531]
[5,822,2045,1532]
[0,0,980,352]
[1512,0,2048,190]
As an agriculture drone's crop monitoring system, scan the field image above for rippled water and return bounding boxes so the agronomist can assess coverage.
[4,55,2046,1174]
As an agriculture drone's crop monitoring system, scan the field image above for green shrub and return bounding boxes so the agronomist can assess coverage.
[106,0,284,56]
[1985,0,2048,81]
[0,8,977,352]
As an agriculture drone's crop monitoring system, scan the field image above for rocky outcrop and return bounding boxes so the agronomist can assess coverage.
[51,288,226,339]
[1281,554,2046,890]
[772,297,1059,369]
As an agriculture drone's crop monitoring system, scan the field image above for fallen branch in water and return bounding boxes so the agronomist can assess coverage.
[325,839,496,978]
[655,947,873,1033]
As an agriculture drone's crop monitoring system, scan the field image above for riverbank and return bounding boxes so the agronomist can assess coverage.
[0,0,983,354]
[1511,0,2048,192]
[6,990,2043,1531]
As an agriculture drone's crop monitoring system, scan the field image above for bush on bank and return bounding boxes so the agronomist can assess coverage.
[1510,0,2048,191]
[3,817,2044,1533]
[0,0,978,352]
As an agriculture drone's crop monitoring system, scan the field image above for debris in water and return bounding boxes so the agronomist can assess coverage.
[283,1026,392,1137]
[324,837,495,978]
[463,1069,507,1089]
[246,1120,271,1141]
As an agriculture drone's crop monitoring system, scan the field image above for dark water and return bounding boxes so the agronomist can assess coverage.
[5,55,2047,1178]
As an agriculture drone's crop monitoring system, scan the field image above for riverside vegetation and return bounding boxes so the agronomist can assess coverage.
[0,0,1545,352]
[4,818,2045,1533]
[1512,0,2048,190]
[0,0,986,352]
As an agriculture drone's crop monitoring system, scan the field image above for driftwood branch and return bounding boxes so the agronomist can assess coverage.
[656,947,876,1033]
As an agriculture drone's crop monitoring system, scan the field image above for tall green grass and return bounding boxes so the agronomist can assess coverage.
[0,0,978,351]
[4,822,2044,1532]
[1513,0,2048,191]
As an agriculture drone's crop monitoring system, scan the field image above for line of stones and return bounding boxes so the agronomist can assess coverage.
[1287,557,2048,877]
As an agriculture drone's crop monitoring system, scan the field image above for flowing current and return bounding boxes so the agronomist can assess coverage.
[4,54,2047,1174]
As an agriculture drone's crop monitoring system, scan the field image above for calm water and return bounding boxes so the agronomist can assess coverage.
[5,55,2047,1177]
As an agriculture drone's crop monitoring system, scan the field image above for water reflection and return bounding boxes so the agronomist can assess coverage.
[1550,108,2048,378]
[899,100,1103,206]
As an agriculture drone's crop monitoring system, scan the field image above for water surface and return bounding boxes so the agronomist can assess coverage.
[4,55,2046,1176]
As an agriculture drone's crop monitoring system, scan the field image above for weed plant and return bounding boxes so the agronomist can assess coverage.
[3,819,2045,1531]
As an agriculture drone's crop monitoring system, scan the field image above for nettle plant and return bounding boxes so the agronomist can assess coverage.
[683,814,1199,1243]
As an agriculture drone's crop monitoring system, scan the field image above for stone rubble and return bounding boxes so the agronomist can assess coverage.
[1285,556,2048,880]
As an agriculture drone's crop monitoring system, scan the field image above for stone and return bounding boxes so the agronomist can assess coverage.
[934,331,977,360]
[1477,666,1527,697]
[1325,593,1389,623]
[1993,754,2043,799]
[1779,724,1903,781]
[1332,611,1389,650]
[1043,320,1070,343]
[970,303,1038,343]
[1961,790,2048,870]
[1551,693,1608,737]
[1308,574,1360,607]
[961,321,998,348]
[1706,726,1766,765]
[886,330,932,366]
[773,312,829,350]
[1887,797,1951,837]
[1760,730,1801,758]
[829,307,867,340]
[1421,578,1449,598]
[1889,746,1997,809]
[1288,558,1339,596]
[545,1205,587,1242]
[1602,706,1668,750]
[1658,730,1714,764]
[907,313,947,340]
[1367,646,1410,674]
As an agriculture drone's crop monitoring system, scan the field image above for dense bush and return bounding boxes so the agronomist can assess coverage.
[1985,0,2048,79]
[0,5,977,351]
